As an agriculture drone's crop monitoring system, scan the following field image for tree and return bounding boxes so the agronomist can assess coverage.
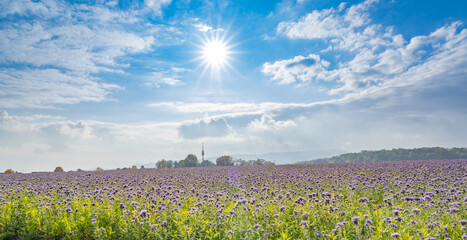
[200,160,215,167]
[182,154,199,167]
[4,169,15,174]
[216,155,233,166]
[177,160,185,168]
[96,167,103,171]
[140,165,145,169]
[156,159,175,169]
[234,159,249,166]
[253,158,267,165]
[156,159,165,168]
[54,166,64,172]
[131,165,137,170]
[166,160,174,168]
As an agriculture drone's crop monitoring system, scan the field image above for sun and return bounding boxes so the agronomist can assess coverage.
[202,39,228,68]
[195,31,235,76]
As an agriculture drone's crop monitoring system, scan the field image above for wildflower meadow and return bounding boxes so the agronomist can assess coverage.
[1,160,466,239]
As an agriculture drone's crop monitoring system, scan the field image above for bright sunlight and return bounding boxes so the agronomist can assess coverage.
[196,32,235,76]
[202,39,228,68]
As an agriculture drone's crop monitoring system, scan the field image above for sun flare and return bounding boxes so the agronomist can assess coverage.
[196,33,235,76]
[202,39,228,67]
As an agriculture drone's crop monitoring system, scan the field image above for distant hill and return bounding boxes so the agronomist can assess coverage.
[207,149,346,165]
[298,147,467,164]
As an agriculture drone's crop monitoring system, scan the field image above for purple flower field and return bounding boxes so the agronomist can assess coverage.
[1,160,466,239]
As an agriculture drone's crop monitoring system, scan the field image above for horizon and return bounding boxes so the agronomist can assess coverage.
[5,146,466,173]
[1,0,467,173]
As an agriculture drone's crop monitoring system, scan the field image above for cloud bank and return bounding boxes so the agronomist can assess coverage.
[265,0,467,98]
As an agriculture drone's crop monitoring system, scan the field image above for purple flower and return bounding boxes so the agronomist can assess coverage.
[139,210,148,217]
[150,224,158,231]
[226,230,233,235]
[358,197,368,203]
[391,233,400,238]
[119,203,125,209]
[351,216,360,225]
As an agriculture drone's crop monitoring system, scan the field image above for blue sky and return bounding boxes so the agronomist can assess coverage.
[1,0,466,172]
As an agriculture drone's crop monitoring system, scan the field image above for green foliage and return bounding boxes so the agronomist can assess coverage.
[0,232,15,240]
[156,159,175,169]
[180,154,199,167]
[234,158,275,166]
[199,160,215,167]
[299,147,467,164]
[216,155,233,166]
[156,157,272,168]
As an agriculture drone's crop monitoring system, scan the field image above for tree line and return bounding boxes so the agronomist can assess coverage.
[298,147,467,164]
[155,154,275,169]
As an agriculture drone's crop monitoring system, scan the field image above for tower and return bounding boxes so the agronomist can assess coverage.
[202,143,205,162]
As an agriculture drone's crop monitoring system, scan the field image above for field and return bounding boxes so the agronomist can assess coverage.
[1,160,466,239]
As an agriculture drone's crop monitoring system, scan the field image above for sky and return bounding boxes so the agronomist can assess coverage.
[1,0,466,172]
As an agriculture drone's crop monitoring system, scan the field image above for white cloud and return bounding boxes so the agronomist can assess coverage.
[0,0,59,18]
[194,23,213,32]
[0,0,160,108]
[0,68,121,108]
[262,54,330,85]
[277,0,376,39]
[148,101,342,117]
[192,22,224,33]
[152,77,183,87]
[150,102,259,113]
[59,121,96,140]
[0,13,153,74]
[247,115,296,131]
[147,67,190,87]
[145,0,172,16]
[269,0,467,97]
[178,117,232,139]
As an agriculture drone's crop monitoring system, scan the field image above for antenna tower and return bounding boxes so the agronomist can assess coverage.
[202,143,205,161]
